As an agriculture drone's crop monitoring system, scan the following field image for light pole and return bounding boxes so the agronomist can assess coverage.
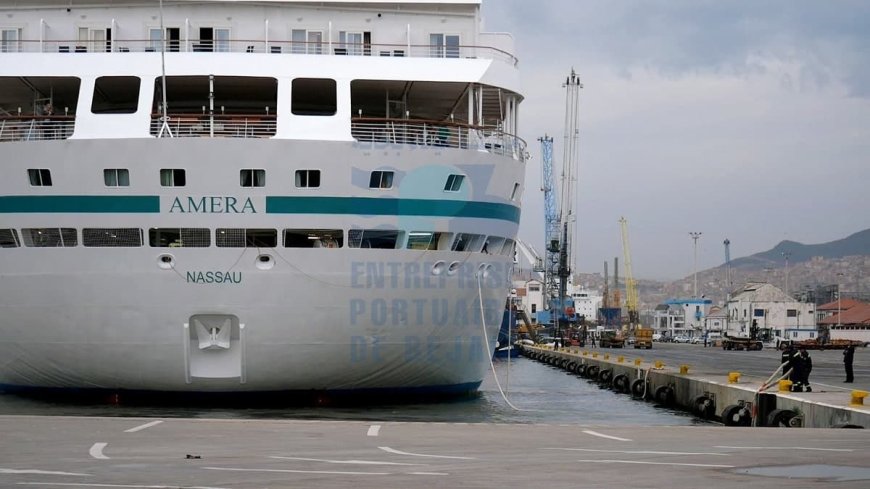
[836,273,844,328]
[689,232,702,298]
[782,251,792,297]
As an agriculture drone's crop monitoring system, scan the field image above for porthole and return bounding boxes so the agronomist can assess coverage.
[447,261,461,276]
[478,263,492,278]
[431,260,446,275]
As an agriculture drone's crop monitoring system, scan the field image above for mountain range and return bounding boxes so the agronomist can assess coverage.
[728,228,870,270]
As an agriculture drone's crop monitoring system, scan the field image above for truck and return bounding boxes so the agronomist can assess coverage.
[633,328,653,349]
[776,338,865,350]
[599,331,624,348]
[722,319,764,351]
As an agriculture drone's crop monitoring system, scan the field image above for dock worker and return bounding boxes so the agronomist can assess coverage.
[844,344,855,383]
[781,343,796,385]
[795,347,812,392]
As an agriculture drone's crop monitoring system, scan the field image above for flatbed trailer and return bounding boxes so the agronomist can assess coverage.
[777,338,865,350]
[722,336,763,351]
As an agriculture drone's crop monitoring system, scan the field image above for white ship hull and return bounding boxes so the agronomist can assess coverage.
[0,0,525,396]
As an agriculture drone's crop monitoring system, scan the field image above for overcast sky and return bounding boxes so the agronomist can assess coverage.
[481,0,870,280]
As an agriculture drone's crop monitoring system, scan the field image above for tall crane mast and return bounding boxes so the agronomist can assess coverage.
[538,135,559,314]
[619,217,639,329]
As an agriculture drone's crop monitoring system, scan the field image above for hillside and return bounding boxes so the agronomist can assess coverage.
[729,229,870,269]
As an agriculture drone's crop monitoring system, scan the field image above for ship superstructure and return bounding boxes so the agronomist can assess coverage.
[0,0,525,395]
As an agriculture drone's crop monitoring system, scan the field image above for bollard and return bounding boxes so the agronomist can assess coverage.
[592,352,599,359]
[851,390,869,406]
[617,356,624,363]
[679,364,690,375]
[654,360,664,369]
[728,372,741,384]
[634,358,642,366]
[604,354,610,360]
[779,380,792,392]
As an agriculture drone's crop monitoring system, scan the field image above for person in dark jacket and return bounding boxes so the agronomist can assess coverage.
[796,347,812,392]
[781,344,796,382]
[844,344,856,383]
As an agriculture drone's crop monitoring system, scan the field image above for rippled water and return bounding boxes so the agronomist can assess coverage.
[0,357,701,425]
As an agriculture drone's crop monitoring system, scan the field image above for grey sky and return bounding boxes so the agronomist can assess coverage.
[481,0,870,280]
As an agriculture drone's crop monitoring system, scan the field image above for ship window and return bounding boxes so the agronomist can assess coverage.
[0,229,20,248]
[501,239,515,256]
[149,228,211,248]
[92,76,140,114]
[21,228,77,247]
[160,169,186,187]
[295,169,320,188]
[429,34,460,58]
[283,229,343,248]
[240,169,265,187]
[369,171,394,189]
[452,233,484,252]
[407,232,445,250]
[484,236,506,255]
[82,228,143,247]
[291,78,336,116]
[292,30,324,54]
[511,183,520,200]
[1,28,21,53]
[348,229,400,249]
[104,169,130,187]
[28,169,52,186]
[216,228,277,248]
[444,174,464,192]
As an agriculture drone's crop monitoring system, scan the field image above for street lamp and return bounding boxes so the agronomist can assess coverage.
[782,251,792,297]
[689,232,702,298]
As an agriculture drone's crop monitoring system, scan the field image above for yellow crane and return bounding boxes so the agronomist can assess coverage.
[619,217,639,329]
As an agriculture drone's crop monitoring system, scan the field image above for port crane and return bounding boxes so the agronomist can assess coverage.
[538,70,582,342]
[619,217,639,329]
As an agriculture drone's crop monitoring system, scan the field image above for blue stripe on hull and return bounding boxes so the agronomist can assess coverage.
[0,195,159,213]
[266,196,521,223]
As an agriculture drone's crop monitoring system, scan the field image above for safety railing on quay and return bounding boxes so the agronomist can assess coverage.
[0,116,75,142]
[351,117,526,161]
[9,39,518,66]
[149,114,276,138]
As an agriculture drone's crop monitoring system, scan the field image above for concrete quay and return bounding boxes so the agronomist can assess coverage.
[522,343,870,428]
[1,415,869,488]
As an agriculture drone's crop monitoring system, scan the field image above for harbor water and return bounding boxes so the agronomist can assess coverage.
[0,357,700,426]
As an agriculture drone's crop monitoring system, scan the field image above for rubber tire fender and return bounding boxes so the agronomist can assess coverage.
[693,395,715,419]
[612,374,630,393]
[654,385,676,406]
[721,404,752,427]
[566,362,577,372]
[560,359,570,369]
[599,369,613,384]
[586,365,600,379]
[630,378,648,399]
[766,409,797,428]
[575,363,587,376]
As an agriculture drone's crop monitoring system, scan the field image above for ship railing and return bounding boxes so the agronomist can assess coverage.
[0,115,75,142]
[351,117,527,161]
[17,39,518,66]
[149,113,277,138]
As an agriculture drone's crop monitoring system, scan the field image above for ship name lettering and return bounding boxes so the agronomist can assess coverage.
[186,271,243,284]
[169,196,257,213]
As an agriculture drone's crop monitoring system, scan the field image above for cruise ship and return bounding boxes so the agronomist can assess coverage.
[0,0,525,396]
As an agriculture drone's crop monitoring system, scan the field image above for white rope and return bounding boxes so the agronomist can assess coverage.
[477,273,539,412]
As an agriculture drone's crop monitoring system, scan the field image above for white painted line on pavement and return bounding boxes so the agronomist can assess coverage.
[378,446,476,460]
[124,420,163,433]
[715,446,853,452]
[409,472,450,476]
[270,456,423,466]
[88,443,109,460]
[204,466,390,476]
[542,448,729,456]
[0,469,89,476]
[17,483,230,488]
[576,459,734,468]
[581,430,632,442]
[367,425,381,437]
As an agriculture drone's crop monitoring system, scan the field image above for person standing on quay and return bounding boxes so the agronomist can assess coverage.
[844,344,855,383]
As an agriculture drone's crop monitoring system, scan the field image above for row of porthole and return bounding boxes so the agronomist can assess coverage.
[158,254,495,277]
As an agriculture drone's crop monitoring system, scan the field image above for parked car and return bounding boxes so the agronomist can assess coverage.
[673,335,690,343]
[691,336,703,344]
[652,333,663,342]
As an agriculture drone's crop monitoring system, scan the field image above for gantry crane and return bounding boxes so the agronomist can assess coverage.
[619,217,639,329]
